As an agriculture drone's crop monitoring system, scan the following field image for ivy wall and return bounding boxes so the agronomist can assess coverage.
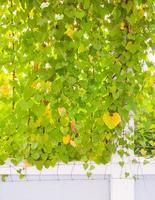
[0,0,155,169]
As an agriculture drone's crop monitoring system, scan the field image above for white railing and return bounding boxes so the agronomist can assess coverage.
[1,154,155,200]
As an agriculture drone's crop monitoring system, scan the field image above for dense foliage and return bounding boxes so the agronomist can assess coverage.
[0,0,155,169]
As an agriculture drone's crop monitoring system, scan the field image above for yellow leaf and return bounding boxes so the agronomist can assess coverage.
[65,25,75,38]
[63,135,71,145]
[23,160,31,168]
[0,85,11,96]
[140,149,147,156]
[58,107,66,116]
[31,80,42,89]
[29,8,35,19]
[44,103,52,119]
[120,22,125,30]
[70,140,76,147]
[32,63,40,71]
[102,112,121,129]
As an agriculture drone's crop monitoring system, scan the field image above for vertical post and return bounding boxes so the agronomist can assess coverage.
[110,154,135,200]
[110,177,134,200]
[111,111,135,200]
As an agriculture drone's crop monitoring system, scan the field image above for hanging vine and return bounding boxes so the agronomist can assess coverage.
[0,0,155,170]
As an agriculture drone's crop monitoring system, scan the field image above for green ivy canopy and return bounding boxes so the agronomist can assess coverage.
[0,0,155,170]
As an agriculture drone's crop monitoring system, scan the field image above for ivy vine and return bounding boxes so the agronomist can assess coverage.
[0,0,155,170]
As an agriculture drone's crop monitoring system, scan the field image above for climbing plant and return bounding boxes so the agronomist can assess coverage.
[0,0,155,170]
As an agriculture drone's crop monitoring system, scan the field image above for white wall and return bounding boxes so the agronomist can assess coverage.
[0,175,110,200]
[1,157,155,200]
[135,175,155,200]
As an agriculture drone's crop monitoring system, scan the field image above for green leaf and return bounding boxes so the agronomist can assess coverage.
[86,172,92,178]
[1,174,8,182]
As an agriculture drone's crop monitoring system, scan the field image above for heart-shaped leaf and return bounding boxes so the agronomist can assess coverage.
[102,112,121,129]
[63,135,71,144]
